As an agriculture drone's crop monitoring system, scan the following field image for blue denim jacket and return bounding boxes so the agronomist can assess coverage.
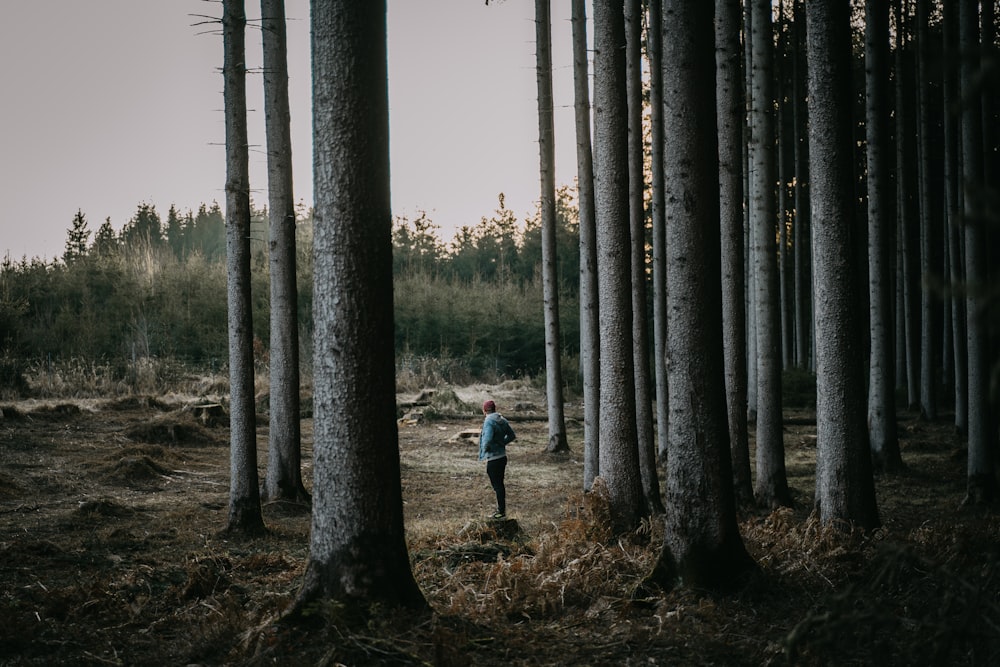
[479,412,516,461]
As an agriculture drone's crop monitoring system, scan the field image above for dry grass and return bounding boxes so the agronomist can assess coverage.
[0,392,998,666]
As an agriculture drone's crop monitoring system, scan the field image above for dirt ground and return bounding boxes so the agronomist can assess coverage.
[1,388,998,666]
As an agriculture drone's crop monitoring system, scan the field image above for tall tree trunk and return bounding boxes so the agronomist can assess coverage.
[717,0,754,508]
[942,0,968,436]
[750,0,792,509]
[959,0,996,505]
[895,0,920,408]
[294,0,426,612]
[792,0,811,371]
[806,0,881,530]
[261,0,309,505]
[535,0,570,455]
[916,0,937,421]
[647,0,670,463]
[641,0,756,595]
[743,0,758,421]
[223,0,265,536]
[775,5,794,371]
[572,0,600,491]
[865,0,903,473]
[593,0,643,534]
[625,0,662,516]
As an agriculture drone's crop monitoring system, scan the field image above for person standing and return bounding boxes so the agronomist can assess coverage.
[479,399,516,519]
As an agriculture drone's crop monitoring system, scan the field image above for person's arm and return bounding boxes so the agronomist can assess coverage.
[480,418,495,457]
[503,419,516,443]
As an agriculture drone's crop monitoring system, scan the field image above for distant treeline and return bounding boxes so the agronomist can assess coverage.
[0,189,588,383]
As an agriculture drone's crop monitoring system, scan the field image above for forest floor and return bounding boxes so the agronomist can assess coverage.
[0,383,998,666]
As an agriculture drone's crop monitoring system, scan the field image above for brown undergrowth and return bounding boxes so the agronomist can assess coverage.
[0,395,998,666]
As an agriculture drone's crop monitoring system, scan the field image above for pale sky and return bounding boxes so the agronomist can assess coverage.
[1,1,581,261]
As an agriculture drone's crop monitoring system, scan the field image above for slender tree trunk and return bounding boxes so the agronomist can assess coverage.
[895,0,919,408]
[625,0,662,516]
[743,0,758,421]
[261,0,309,505]
[792,0,811,371]
[893,0,908,396]
[641,0,756,595]
[223,0,265,536]
[750,0,792,509]
[294,0,426,612]
[593,0,643,534]
[942,0,968,436]
[535,0,569,455]
[572,0,600,492]
[806,0,881,530]
[916,0,937,421]
[959,0,997,505]
[647,0,670,462]
[865,0,903,473]
[775,6,794,371]
[717,0,754,508]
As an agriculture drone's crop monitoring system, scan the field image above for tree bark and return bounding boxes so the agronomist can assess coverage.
[864,0,903,473]
[223,0,265,536]
[535,0,570,455]
[806,0,880,530]
[593,0,644,534]
[916,0,938,421]
[261,0,309,505]
[625,0,662,516]
[295,0,426,612]
[942,0,968,437]
[716,0,754,508]
[641,0,756,595]
[647,0,669,463]
[792,0,811,371]
[750,0,792,509]
[959,0,996,505]
[894,0,919,408]
[572,0,600,492]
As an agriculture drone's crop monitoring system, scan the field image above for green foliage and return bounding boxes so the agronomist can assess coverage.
[3,195,587,384]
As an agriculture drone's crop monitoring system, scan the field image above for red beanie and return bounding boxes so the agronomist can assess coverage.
[483,400,496,413]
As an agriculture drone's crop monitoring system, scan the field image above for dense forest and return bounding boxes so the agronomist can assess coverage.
[0,188,581,383]
[1,0,1000,662]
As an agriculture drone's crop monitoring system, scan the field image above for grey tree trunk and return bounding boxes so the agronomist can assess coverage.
[261,0,309,504]
[743,0,758,420]
[625,0,662,516]
[716,0,754,508]
[894,0,919,408]
[571,0,600,491]
[223,0,265,536]
[641,0,756,595]
[593,0,644,534]
[806,0,880,530]
[792,0,811,371]
[535,0,569,455]
[894,0,907,393]
[916,0,937,421]
[647,0,669,463]
[942,0,968,436]
[750,0,791,509]
[775,8,794,371]
[294,0,426,612]
[864,0,903,473]
[959,0,996,505]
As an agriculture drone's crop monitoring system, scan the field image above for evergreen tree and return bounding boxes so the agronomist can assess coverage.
[63,209,91,264]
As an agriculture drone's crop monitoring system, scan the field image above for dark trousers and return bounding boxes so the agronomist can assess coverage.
[486,456,507,514]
